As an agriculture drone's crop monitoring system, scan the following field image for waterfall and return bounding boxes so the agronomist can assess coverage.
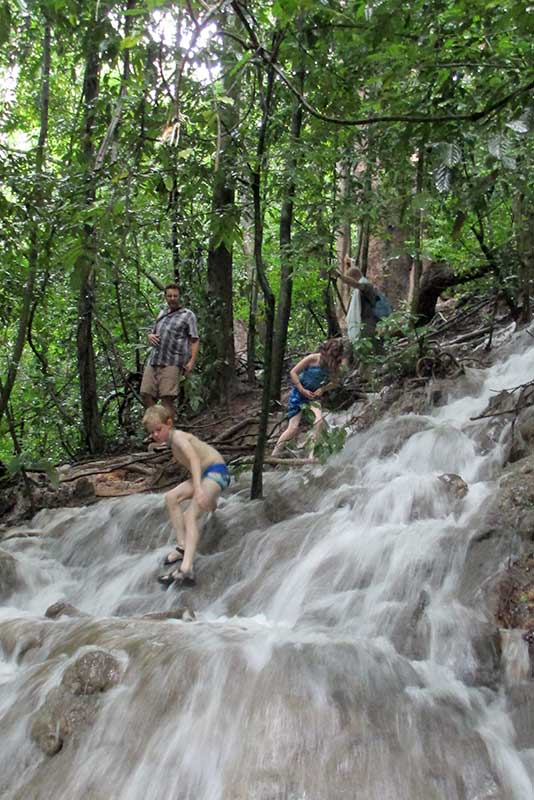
[2,330,534,800]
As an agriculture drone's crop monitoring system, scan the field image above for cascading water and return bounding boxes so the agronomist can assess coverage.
[2,329,534,800]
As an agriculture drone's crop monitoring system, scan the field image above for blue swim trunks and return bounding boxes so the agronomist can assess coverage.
[202,463,231,491]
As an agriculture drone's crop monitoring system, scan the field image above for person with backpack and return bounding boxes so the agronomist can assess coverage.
[335,256,391,341]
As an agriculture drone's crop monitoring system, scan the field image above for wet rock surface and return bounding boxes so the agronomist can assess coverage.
[31,650,122,756]
[61,650,122,696]
[0,548,21,599]
[484,454,534,543]
[45,602,87,619]
[141,608,195,621]
[437,473,469,500]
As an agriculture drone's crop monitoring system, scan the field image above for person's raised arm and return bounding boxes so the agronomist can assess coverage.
[334,269,361,290]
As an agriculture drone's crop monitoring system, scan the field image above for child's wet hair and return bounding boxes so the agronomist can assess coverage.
[142,406,173,428]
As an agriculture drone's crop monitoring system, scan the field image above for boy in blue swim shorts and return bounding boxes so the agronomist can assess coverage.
[142,406,230,587]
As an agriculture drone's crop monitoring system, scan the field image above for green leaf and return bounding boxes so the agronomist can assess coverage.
[163,174,174,191]
[505,118,529,134]
[120,34,143,50]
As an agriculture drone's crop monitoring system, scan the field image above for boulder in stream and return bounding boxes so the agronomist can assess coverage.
[45,601,88,619]
[0,548,21,599]
[61,650,122,696]
[31,650,122,756]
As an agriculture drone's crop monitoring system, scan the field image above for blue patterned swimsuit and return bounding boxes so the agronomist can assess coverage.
[202,463,231,491]
[287,365,330,419]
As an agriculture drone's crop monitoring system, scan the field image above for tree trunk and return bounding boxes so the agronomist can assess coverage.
[270,62,305,401]
[414,260,494,324]
[515,193,534,324]
[410,145,425,315]
[334,159,351,332]
[240,206,257,383]
[250,64,277,500]
[206,13,239,401]
[0,15,50,424]
[77,24,104,453]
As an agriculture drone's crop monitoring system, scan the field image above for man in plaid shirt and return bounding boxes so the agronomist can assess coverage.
[140,283,199,417]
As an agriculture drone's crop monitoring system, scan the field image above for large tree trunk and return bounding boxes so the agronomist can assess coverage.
[270,62,305,401]
[414,260,493,324]
[0,15,50,424]
[77,24,104,453]
[206,13,239,401]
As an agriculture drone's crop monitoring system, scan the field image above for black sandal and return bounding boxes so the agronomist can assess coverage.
[174,569,196,588]
[157,568,179,588]
[163,546,185,567]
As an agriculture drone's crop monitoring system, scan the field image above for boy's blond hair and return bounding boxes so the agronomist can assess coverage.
[142,406,173,429]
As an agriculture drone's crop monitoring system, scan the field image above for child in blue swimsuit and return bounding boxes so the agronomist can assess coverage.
[143,406,230,587]
[271,338,345,458]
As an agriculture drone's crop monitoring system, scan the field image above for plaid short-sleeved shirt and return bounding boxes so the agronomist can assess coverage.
[149,307,199,368]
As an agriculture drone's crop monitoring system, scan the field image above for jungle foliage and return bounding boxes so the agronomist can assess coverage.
[0,0,533,478]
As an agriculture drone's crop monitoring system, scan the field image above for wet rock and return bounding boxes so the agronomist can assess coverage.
[478,454,534,544]
[45,601,87,619]
[510,405,534,462]
[494,553,534,631]
[30,686,97,756]
[142,608,195,621]
[0,548,21,599]
[61,650,122,695]
[464,623,502,689]
[201,499,271,555]
[506,684,534,749]
[437,473,469,500]
[388,385,430,417]
[263,486,301,524]
[428,379,457,407]
[0,528,46,543]
[30,649,122,757]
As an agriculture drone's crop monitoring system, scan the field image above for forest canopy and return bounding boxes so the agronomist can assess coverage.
[1,0,533,478]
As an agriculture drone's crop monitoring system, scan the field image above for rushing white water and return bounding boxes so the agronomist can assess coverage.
[2,330,534,800]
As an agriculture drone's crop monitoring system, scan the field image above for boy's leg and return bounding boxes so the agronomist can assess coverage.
[271,413,302,456]
[164,480,194,562]
[180,479,221,574]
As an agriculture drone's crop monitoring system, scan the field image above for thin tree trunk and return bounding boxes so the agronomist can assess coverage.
[515,193,534,324]
[250,63,277,500]
[270,60,305,401]
[410,145,425,315]
[242,207,257,383]
[334,159,351,331]
[77,24,104,453]
[0,16,51,424]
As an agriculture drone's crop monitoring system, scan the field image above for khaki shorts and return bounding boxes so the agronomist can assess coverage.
[140,365,182,399]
